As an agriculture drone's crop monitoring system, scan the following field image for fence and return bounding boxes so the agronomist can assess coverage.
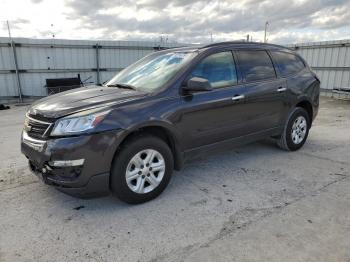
[0,37,184,102]
[288,39,350,92]
[2,37,350,102]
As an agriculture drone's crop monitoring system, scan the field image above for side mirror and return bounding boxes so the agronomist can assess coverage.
[183,77,212,92]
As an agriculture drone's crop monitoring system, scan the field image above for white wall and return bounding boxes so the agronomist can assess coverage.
[2,37,349,100]
[0,37,185,98]
[288,39,350,90]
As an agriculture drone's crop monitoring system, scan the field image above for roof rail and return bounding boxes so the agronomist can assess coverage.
[201,41,248,48]
[201,41,288,50]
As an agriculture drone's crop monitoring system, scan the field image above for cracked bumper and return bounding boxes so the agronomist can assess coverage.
[21,129,124,197]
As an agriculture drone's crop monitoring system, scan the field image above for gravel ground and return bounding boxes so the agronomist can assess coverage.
[0,97,349,262]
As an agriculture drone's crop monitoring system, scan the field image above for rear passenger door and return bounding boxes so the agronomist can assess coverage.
[270,50,310,105]
[235,50,289,133]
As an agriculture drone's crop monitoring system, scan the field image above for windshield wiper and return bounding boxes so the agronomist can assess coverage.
[106,83,136,90]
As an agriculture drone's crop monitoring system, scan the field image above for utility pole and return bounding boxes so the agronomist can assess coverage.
[50,23,55,38]
[210,32,213,43]
[7,20,23,103]
[264,21,269,43]
[6,20,12,39]
[246,34,250,42]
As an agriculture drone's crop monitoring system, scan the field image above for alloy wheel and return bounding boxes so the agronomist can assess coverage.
[291,116,307,144]
[125,149,166,194]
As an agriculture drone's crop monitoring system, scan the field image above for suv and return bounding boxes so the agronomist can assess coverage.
[21,42,320,204]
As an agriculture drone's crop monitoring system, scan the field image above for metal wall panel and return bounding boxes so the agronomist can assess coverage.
[0,74,17,97]
[288,39,350,90]
[0,45,13,70]
[0,37,184,99]
[4,37,349,99]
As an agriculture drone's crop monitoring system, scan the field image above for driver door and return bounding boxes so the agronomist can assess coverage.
[177,51,248,150]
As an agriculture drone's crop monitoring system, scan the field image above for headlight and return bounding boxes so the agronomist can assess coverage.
[51,109,110,136]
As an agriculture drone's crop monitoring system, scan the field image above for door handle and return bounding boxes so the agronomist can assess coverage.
[232,95,245,101]
[277,87,287,92]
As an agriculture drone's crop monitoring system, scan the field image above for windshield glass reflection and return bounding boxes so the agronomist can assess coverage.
[105,51,197,92]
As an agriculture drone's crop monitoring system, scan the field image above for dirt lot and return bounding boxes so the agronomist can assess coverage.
[0,97,350,262]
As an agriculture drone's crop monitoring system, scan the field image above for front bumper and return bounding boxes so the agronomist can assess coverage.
[21,129,124,198]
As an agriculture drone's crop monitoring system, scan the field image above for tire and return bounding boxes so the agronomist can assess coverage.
[111,135,174,204]
[277,107,310,151]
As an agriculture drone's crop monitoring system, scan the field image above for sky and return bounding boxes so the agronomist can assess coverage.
[1,0,350,44]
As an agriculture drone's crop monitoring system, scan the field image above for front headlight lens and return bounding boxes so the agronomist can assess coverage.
[51,110,110,136]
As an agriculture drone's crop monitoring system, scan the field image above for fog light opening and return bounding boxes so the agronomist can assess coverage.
[48,159,85,167]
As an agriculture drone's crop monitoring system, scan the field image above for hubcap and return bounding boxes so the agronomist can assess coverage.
[291,116,307,144]
[125,149,165,194]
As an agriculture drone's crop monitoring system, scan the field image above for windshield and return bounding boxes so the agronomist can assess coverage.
[105,51,197,92]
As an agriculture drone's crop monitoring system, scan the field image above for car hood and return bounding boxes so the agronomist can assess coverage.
[28,85,147,118]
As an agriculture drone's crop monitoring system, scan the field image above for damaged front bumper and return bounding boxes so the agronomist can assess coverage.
[21,129,123,198]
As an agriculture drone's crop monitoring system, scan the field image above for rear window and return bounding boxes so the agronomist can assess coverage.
[236,50,276,82]
[271,51,305,76]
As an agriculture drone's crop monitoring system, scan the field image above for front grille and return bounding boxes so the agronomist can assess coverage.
[24,114,54,139]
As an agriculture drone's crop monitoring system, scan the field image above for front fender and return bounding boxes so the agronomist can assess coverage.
[116,120,185,170]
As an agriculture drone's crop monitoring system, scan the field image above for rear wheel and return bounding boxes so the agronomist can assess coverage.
[111,135,173,204]
[277,107,310,151]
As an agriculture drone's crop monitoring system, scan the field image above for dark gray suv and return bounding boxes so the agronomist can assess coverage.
[21,42,320,204]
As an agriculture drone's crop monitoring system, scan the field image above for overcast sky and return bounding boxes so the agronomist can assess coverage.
[1,0,350,44]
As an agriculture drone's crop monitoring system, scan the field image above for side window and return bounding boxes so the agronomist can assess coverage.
[236,50,276,82]
[190,52,237,88]
[271,51,305,76]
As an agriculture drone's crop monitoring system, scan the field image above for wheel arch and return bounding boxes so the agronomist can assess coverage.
[295,99,313,125]
[114,122,184,171]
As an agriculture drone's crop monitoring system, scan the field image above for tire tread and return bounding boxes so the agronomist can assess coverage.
[277,107,309,151]
[110,134,173,204]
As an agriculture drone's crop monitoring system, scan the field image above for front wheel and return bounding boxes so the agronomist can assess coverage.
[277,107,310,151]
[111,135,174,204]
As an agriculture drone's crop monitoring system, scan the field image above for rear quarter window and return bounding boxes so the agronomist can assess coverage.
[271,51,305,76]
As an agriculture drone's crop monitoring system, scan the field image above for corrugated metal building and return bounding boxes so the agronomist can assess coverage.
[288,39,350,92]
[1,38,350,102]
[0,37,184,100]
